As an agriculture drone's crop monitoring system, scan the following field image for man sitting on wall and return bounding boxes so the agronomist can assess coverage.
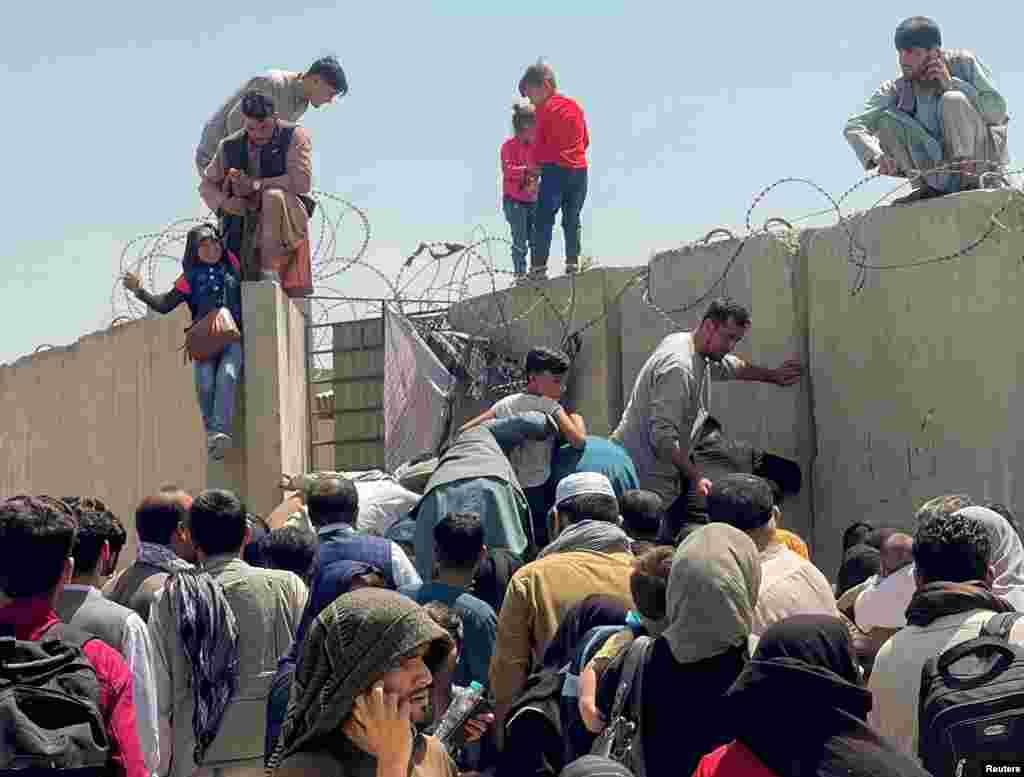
[199,91,314,296]
[845,16,1009,204]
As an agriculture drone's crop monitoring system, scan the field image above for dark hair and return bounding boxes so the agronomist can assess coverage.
[525,346,570,377]
[240,90,275,119]
[136,494,188,545]
[706,474,775,531]
[619,490,663,542]
[519,59,557,95]
[434,512,485,570]
[842,521,874,552]
[189,489,248,556]
[68,511,114,576]
[306,478,359,528]
[630,546,674,621]
[702,297,751,328]
[307,55,348,96]
[422,601,464,653]
[914,512,991,584]
[512,101,536,133]
[836,544,882,597]
[894,16,941,50]
[556,493,620,525]
[63,497,125,574]
[0,496,77,598]
[915,494,974,523]
[260,526,318,581]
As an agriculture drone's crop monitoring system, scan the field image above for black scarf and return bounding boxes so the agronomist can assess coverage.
[542,594,628,670]
[723,614,931,777]
[904,581,1014,627]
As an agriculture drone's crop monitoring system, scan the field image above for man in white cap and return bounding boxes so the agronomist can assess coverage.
[489,472,634,747]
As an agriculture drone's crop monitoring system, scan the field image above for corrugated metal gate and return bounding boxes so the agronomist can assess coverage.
[308,316,386,471]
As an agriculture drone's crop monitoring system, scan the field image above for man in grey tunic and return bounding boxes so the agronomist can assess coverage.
[844,17,1009,204]
[612,298,802,505]
[196,56,347,174]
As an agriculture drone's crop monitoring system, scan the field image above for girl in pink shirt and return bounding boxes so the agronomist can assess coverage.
[500,102,538,280]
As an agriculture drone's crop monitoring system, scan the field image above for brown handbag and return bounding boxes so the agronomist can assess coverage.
[184,307,241,362]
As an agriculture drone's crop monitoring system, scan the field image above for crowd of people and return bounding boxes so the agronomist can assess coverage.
[4,471,1023,777]
[5,291,1024,777]
[8,15,1019,777]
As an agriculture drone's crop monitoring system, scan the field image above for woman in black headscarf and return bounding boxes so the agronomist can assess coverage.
[692,614,931,777]
[542,594,629,670]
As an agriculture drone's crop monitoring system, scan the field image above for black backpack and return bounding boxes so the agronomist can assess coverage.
[918,612,1024,777]
[0,623,111,775]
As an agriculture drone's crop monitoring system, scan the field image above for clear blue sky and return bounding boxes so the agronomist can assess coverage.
[2,2,1020,363]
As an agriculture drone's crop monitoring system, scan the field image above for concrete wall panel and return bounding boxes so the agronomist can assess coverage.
[619,234,815,546]
[806,189,1024,579]
[0,309,206,562]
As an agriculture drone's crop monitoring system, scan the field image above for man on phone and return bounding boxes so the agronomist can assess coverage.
[845,17,1009,204]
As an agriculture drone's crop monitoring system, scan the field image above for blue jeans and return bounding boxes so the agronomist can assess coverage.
[532,164,588,270]
[503,196,536,275]
[193,341,243,436]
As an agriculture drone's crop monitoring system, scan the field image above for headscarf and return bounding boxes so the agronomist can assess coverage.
[181,223,221,274]
[272,589,452,766]
[723,614,932,777]
[560,755,636,777]
[956,505,1024,610]
[663,523,761,664]
[542,594,629,669]
[163,568,240,765]
[774,528,809,560]
[538,520,632,560]
[471,547,522,614]
[836,544,881,599]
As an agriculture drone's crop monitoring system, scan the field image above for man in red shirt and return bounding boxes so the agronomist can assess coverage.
[519,59,590,279]
[0,496,147,777]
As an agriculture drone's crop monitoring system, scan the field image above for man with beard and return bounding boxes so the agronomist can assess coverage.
[200,91,315,297]
[269,589,457,777]
[845,16,1009,204]
[195,56,346,175]
[612,298,802,507]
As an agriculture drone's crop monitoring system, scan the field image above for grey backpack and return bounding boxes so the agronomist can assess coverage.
[0,623,111,775]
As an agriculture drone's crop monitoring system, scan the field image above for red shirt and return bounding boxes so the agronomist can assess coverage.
[693,741,779,777]
[0,596,147,777]
[501,136,538,202]
[530,92,590,169]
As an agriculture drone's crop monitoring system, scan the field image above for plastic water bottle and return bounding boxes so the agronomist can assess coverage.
[433,681,487,751]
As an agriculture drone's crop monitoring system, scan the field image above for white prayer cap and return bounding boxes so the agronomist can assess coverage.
[554,472,616,507]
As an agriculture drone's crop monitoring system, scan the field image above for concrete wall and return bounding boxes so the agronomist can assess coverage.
[1,282,309,561]
[806,190,1024,579]
[619,233,816,553]
[448,268,642,437]
[449,190,1024,580]
[1,309,206,563]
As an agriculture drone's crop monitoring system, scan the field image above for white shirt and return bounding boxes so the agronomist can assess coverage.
[752,544,839,636]
[493,392,560,488]
[854,565,917,631]
[869,609,1024,756]
[65,584,161,776]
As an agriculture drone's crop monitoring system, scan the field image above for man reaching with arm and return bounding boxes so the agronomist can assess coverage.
[612,297,801,510]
